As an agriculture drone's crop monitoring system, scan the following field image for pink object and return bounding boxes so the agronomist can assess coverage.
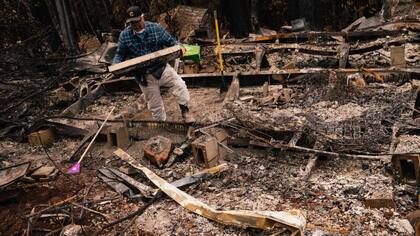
[66,107,115,175]
[67,163,81,174]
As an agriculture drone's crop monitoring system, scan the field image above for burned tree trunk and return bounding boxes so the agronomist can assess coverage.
[46,0,79,54]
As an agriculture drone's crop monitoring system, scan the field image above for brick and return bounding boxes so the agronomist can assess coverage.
[144,136,172,167]
[364,191,396,209]
[28,129,55,147]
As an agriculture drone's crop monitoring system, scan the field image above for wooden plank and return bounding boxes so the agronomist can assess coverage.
[108,45,182,75]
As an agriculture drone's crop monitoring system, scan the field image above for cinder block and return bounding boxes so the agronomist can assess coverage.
[212,130,228,160]
[390,46,406,66]
[392,154,420,186]
[192,136,220,168]
[28,129,55,147]
[107,125,129,149]
[407,210,420,236]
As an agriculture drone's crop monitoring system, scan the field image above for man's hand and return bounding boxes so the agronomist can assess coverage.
[181,46,187,57]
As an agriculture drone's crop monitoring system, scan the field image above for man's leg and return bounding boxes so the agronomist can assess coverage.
[159,64,195,122]
[139,74,166,121]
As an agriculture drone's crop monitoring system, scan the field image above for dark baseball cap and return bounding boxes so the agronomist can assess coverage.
[126,6,143,23]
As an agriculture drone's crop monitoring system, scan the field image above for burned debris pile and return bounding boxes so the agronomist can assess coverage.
[1,0,420,235]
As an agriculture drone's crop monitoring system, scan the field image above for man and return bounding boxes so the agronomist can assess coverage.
[113,6,195,123]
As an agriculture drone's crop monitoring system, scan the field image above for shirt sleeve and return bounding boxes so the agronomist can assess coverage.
[157,24,179,47]
[112,32,128,64]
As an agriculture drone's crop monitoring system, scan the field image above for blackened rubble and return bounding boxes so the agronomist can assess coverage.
[0,1,420,235]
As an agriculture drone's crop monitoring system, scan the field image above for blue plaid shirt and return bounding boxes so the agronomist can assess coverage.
[113,21,178,64]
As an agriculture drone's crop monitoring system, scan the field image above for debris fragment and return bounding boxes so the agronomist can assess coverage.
[144,136,173,168]
[106,125,129,149]
[28,166,59,182]
[59,224,83,236]
[98,167,156,198]
[192,135,221,168]
[28,129,55,147]
[0,162,31,189]
[392,153,419,186]
[407,210,420,235]
[390,45,406,66]
[364,190,396,209]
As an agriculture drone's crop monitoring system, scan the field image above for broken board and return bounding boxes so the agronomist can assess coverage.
[108,45,182,76]
[0,162,31,189]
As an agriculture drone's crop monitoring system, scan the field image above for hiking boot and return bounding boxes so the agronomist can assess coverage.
[179,104,196,123]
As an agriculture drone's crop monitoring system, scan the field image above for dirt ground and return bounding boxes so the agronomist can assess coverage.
[0,87,418,235]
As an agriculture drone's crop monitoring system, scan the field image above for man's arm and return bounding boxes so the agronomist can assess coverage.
[112,32,128,64]
[157,24,179,47]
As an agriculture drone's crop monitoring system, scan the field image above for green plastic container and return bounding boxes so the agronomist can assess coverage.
[182,44,201,63]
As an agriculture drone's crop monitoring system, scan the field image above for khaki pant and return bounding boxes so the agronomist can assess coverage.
[139,64,190,121]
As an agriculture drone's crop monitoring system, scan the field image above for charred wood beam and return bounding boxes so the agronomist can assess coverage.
[249,139,390,161]
[181,67,420,78]
[338,43,350,68]
[288,132,302,147]
[254,29,418,43]
[102,67,419,88]
[218,37,419,56]
[54,0,79,54]
[299,140,323,180]
[357,21,420,31]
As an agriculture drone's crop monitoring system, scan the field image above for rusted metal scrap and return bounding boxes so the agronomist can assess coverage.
[114,149,306,235]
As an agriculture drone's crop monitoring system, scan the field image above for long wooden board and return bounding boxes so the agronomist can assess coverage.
[108,45,182,75]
